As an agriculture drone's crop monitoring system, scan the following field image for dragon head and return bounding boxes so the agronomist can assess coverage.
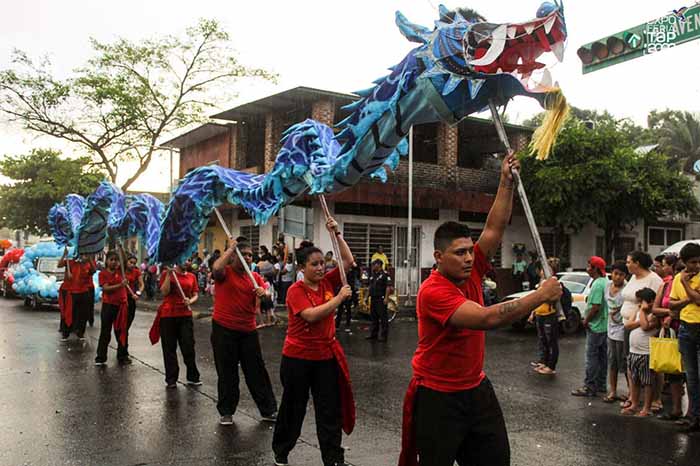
[397,2,569,158]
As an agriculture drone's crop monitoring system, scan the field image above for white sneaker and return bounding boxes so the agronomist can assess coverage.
[94,361,106,366]
[219,415,234,425]
[187,380,203,386]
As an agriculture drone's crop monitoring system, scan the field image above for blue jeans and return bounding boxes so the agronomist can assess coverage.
[585,330,608,392]
[679,322,700,419]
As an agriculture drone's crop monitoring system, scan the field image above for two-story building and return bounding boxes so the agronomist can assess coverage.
[162,86,694,297]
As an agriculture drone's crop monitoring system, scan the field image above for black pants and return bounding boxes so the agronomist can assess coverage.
[535,313,560,370]
[369,296,388,338]
[160,316,200,384]
[277,280,292,305]
[414,379,510,466]
[210,321,277,416]
[60,291,91,338]
[272,356,343,466]
[87,288,95,325]
[336,297,352,328]
[95,302,129,362]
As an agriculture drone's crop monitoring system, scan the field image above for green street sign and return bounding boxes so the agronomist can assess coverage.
[577,4,700,73]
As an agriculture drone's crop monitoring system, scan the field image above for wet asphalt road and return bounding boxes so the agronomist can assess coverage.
[0,299,698,466]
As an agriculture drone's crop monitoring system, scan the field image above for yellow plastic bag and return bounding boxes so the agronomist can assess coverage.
[650,328,683,375]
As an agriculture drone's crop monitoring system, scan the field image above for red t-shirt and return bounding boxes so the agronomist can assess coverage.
[99,269,127,305]
[159,271,198,318]
[213,266,265,332]
[411,243,490,392]
[65,260,95,293]
[125,267,141,293]
[283,267,342,360]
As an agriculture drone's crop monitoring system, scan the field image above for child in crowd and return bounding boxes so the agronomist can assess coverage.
[604,261,628,403]
[622,287,660,417]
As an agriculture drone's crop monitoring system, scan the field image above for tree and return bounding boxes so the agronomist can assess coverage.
[519,114,698,262]
[0,149,103,234]
[0,19,276,191]
[648,109,700,173]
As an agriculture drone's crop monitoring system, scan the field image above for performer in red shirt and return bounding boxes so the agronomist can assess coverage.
[211,238,277,425]
[398,155,562,466]
[272,217,354,466]
[58,247,96,342]
[155,258,201,388]
[95,250,130,365]
[124,254,144,358]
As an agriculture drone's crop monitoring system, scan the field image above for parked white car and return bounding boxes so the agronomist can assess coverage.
[662,239,700,256]
[502,272,600,334]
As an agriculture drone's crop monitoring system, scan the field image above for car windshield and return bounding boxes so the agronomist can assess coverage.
[557,273,589,294]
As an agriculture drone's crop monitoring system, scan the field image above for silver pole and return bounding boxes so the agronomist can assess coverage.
[487,100,563,318]
[405,126,414,305]
[169,148,174,201]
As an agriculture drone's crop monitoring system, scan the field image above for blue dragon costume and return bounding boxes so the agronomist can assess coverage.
[49,2,569,268]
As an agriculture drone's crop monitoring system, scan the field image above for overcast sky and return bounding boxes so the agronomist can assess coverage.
[1,0,699,191]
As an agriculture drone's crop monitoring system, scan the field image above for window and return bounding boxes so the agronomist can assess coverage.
[245,117,265,168]
[667,229,682,245]
[412,123,438,164]
[240,225,260,253]
[613,237,635,261]
[649,228,665,246]
[342,223,394,268]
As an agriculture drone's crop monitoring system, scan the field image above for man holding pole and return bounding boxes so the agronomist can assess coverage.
[398,154,563,466]
[211,237,278,425]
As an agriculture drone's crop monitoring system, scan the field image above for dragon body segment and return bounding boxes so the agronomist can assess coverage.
[48,2,569,266]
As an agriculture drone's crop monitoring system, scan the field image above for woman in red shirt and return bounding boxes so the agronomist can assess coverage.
[95,251,130,365]
[272,217,354,466]
[157,259,201,388]
[58,247,96,342]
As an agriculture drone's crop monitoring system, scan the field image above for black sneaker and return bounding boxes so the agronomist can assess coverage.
[166,383,177,389]
[186,380,203,386]
[684,419,700,433]
[219,415,234,425]
[365,335,377,340]
[94,360,107,367]
[273,454,289,466]
[261,412,277,422]
[118,358,133,365]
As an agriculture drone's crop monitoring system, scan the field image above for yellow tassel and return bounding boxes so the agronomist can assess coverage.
[529,88,570,160]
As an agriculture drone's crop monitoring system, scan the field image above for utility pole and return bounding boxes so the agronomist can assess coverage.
[405,126,414,306]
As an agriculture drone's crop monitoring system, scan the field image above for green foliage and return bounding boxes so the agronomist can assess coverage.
[0,19,277,190]
[519,114,698,260]
[648,109,700,173]
[0,149,103,234]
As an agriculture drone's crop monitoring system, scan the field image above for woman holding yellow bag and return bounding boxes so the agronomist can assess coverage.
[652,254,685,421]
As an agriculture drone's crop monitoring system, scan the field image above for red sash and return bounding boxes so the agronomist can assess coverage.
[149,305,162,345]
[59,288,73,328]
[330,339,356,435]
[114,299,129,346]
[398,377,421,466]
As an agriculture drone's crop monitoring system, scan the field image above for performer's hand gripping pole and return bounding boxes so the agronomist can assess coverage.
[170,268,192,311]
[488,100,564,319]
[213,207,260,290]
[302,173,348,287]
[116,242,136,298]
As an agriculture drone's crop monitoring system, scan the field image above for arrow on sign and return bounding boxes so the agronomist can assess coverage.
[625,32,641,48]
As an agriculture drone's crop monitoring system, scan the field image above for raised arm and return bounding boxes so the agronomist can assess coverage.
[213,238,237,281]
[448,276,561,330]
[478,154,518,259]
[326,217,354,270]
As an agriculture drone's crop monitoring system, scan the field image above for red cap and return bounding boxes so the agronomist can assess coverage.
[589,256,606,276]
